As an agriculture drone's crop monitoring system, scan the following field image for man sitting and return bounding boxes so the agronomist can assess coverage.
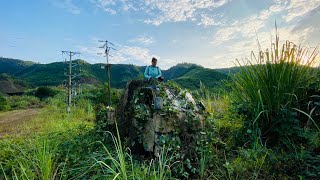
[144,57,164,82]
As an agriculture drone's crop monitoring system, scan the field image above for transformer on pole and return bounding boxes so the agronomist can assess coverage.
[62,51,81,113]
[98,40,117,107]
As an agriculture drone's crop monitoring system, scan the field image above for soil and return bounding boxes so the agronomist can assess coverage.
[0,109,39,137]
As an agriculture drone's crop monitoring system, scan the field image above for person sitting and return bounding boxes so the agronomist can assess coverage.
[144,57,164,82]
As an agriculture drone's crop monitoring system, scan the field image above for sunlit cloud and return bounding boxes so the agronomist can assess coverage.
[91,0,230,26]
[51,0,81,14]
[284,0,320,22]
[197,14,221,27]
[206,0,320,69]
[129,35,155,45]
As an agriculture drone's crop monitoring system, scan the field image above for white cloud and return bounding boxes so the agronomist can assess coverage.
[76,40,180,69]
[77,39,158,65]
[91,0,231,26]
[212,0,320,45]
[284,0,320,22]
[197,14,220,27]
[142,0,230,26]
[116,45,152,63]
[207,0,320,68]
[52,0,81,14]
[129,35,155,45]
[209,26,316,69]
[91,0,117,14]
[112,45,163,66]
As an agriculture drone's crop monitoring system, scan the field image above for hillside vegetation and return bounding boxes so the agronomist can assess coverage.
[0,34,319,179]
[0,57,227,90]
[0,73,27,94]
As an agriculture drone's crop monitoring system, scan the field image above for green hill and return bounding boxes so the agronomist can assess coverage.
[0,57,228,90]
[163,63,201,80]
[168,65,228,89]
[0,73,27,95]
[214,67,240,75]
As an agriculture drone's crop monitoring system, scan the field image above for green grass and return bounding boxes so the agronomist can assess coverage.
[5,95,43,111]
[0,85,319,179]
[1,30,320,179]
[229,32,320,142]
[0,93,95,178]
[0,93,174,179]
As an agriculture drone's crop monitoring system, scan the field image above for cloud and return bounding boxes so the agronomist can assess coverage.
[76,40,180,69]
[91,0,117,14]
[91,0,230,26]
[112,44,156,65]
[52,0,81,14]
[142,0,230,26]
[76,39,158,66]
[212,3,279,45]
[197,14,221,27]
[129,35,155,45]
[284,0,320,22]
[207,0,320,68]
[209,26,316,69]
[212,0,320,45]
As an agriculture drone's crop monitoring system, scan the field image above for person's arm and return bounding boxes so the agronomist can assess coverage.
[144,66,151,79]
[156,67,162,78]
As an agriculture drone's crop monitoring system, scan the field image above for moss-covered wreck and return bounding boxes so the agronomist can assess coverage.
[116,80,206,156]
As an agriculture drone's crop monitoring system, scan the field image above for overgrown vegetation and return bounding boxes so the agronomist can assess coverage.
[228,32,320,178]
[0,57,226,90]
[34,86,59,100]
[1,32,319,179]
[230,33,319,145]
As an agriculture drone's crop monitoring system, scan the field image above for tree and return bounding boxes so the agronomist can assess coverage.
[35,86,58,99]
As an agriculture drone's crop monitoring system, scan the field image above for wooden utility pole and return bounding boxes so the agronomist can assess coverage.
[98,40,117,107]
[62,50,80,113]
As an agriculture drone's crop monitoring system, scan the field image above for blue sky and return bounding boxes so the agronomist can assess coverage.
[0,0,319,69]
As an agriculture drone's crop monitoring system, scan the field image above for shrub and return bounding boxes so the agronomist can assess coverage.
[35,86,58,99]
[0,94,9,111]
[6,95,43,110]
[88,83,122,107]
[229,31,320,144]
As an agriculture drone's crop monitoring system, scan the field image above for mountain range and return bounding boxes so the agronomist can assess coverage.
[0,57,232,94]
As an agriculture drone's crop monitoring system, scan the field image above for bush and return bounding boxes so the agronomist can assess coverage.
[229,32,320,145]
[35,86,58,99]
[6,95,43,110]
[94,83,122,106]
[0,94,9,111]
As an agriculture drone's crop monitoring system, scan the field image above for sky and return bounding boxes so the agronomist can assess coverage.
[0,0,320,69]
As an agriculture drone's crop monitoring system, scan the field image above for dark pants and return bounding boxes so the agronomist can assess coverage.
[147,76,164,82]
[158,76,164,82]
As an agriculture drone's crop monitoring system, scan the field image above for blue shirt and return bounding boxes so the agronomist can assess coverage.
[144,66,162,80]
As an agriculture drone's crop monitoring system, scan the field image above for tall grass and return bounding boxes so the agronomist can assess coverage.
[95,122,172,179]
[1,138,58,180]
[197,82,228,115]
[230,30,319,137]
[97,122,128,179]
[0,93,96,179]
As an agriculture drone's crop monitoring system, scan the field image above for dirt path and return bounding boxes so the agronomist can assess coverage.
[0,109,40,137]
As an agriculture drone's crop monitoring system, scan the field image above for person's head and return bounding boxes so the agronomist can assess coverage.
[151,57,157,67]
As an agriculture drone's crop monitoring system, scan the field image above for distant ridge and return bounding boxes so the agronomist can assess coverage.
[0,57,228,90]
[0,73,27,95]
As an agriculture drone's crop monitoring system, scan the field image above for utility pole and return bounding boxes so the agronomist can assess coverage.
[98,40,117,107]
[62,50,81,113]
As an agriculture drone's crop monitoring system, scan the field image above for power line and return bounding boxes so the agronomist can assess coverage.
[62,50,81,113]
[98,40,117,107]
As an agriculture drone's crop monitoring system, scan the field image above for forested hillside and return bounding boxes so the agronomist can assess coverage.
[0,57,227,89]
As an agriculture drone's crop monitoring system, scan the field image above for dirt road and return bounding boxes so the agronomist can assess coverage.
[0,109,40,137]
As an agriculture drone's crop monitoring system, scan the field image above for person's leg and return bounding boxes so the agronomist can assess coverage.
[157,76,164,82]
